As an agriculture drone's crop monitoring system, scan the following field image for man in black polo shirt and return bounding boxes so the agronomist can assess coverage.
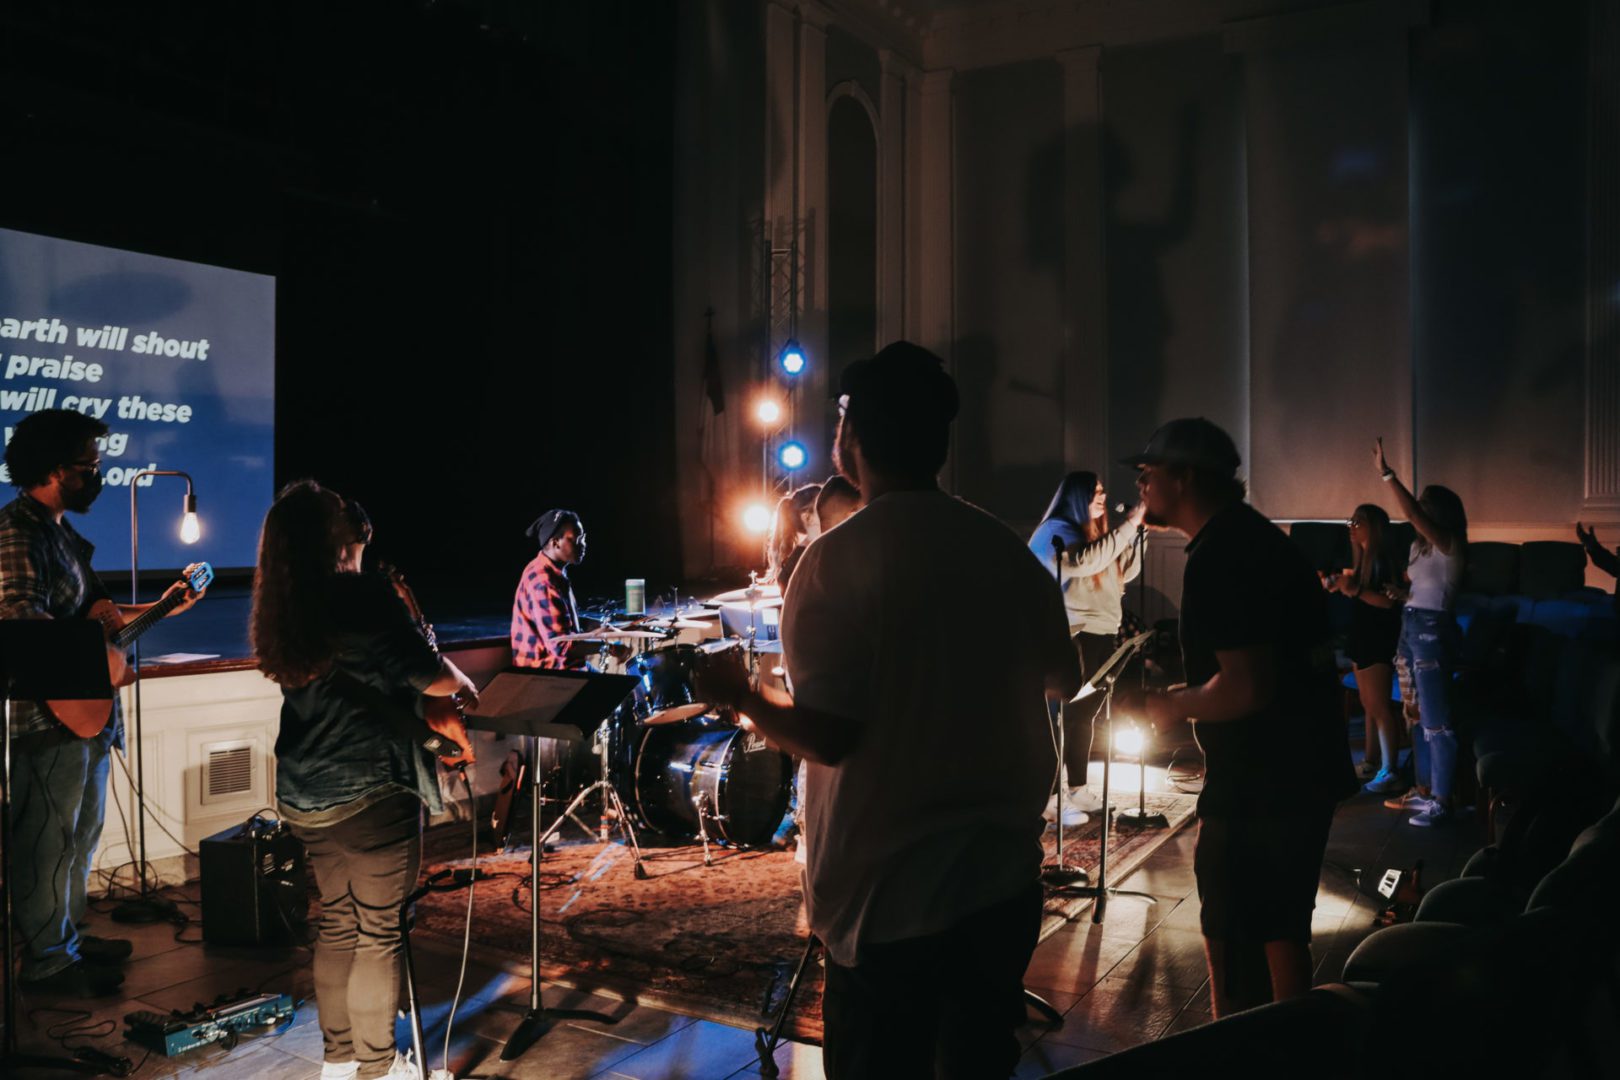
[1135,418,1355,1017]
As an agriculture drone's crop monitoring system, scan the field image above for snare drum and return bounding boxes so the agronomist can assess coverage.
[631,718,792,847]
[627,645,711,725]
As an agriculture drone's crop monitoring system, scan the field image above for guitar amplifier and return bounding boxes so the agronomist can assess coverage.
[199,816,309,946]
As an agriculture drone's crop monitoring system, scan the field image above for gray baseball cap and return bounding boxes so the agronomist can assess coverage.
[1121,418,1241,474]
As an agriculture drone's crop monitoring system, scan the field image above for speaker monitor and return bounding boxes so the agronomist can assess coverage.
[199,816,309,946]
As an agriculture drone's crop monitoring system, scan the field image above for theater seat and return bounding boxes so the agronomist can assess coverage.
[1518,541,1588,600]
[1463,542,1520,596]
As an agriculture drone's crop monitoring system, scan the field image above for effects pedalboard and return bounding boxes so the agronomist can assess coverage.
[124,990,298,1056]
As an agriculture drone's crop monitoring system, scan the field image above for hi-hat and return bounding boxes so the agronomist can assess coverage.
[720,597,784,612]
[554,629,670,643]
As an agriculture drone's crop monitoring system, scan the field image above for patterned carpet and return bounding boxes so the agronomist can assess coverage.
[412,792,1196,1042]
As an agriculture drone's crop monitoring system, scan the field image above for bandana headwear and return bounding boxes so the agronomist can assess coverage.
[525,508,581,548]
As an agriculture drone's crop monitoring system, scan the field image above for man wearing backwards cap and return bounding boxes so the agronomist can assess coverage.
[1133,418,1355,1017]
[702,342,1081,1079]
[510,509,588,670]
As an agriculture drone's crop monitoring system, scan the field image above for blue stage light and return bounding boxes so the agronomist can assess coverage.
[778,441,808,471]
[778,340,807,377]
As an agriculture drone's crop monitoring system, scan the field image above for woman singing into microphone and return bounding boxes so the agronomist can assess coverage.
[1030,472,1147,824]
[252,480,478,1080]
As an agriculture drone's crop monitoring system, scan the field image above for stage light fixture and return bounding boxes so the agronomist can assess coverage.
[777,441,808,471]
[778,340,806,377]
[743,502,772,534]
[754,397,784,428]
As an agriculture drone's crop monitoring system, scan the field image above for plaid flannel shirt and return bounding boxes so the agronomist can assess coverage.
[0,493,120,740]
[510,551,579,669]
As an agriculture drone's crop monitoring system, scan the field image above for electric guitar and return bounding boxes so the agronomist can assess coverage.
[46,561,214,738]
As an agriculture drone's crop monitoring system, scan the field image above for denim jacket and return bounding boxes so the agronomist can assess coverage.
[273,572,445,825]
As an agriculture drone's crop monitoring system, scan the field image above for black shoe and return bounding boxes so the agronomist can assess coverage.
[80,935,134,965]
[22,960,126,997]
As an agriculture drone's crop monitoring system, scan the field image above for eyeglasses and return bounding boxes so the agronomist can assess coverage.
[1346,518,1367,528]
[66,460,102,474]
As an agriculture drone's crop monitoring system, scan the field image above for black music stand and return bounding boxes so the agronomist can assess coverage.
[0,620,115,1075]
[463,668,640,1064]
[1050,630,1160,924]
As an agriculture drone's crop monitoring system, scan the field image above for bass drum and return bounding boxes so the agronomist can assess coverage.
[632,718,792,848]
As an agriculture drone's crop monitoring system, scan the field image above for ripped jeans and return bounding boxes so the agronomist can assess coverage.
[1395,606,1459,802]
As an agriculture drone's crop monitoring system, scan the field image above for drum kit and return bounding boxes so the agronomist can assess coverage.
[514,580,794,859]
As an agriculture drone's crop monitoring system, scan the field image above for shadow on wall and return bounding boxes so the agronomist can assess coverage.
[1104,106,1199,492]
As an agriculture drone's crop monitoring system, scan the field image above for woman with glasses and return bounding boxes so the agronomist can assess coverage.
[1322,505,1403,793]
[1029,471,1147,825]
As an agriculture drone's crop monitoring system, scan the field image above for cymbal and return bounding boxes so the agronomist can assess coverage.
[709,583,782,604]
[646,618,713,630]
[720,597,784,612]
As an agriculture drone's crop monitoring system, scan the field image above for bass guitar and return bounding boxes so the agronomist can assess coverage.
[379,562,473,766]
[46,561,214,738]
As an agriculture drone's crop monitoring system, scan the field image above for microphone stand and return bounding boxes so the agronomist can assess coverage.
[1041,535,1087,887]
[1049,630,1159,924]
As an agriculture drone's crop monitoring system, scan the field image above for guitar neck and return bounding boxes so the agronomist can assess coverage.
[112,589,185,650]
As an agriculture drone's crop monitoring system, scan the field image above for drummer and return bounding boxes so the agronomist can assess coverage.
[511,508,593,670]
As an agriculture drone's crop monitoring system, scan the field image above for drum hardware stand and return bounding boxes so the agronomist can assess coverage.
[691,792,719,867]
[1049,631,1159,924]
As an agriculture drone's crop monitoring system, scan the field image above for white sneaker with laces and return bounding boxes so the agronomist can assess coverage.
[320,1062,358,1080]
[1067,786,1104,812]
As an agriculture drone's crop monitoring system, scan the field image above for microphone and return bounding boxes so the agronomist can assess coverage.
[1115,503,1127,514]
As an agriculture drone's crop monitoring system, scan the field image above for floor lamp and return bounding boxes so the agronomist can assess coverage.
[112,470,200,924]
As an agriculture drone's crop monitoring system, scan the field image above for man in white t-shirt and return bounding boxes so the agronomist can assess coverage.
[703,342,1080,1079]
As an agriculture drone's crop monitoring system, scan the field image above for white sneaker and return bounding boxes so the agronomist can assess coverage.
[1067,786,1104,812]
[1042,791,1061,822]
[1059,806,1090,827]
[320,1063,358,1080]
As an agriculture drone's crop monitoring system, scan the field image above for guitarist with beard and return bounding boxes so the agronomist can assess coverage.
[0,409,205,996]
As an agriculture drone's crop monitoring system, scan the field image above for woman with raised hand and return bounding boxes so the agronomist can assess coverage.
[1373,439,1467,827]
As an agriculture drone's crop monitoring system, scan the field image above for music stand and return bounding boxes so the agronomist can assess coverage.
[0,619,115,1075]
[463,669,640,1063]
[1052,630,1159,924]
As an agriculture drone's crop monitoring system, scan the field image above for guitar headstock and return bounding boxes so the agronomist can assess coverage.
[183,562,215,592]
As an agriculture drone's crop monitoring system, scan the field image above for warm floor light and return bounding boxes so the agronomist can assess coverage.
[742,503,772,534]
[1114,725,1145,757]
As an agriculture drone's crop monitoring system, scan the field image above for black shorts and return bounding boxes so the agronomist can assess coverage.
[1346,604,1400,671]
[1193,810,1335,944]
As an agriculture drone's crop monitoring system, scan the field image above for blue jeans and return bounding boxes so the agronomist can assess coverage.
[10,724,114,979]
[1397,607,1458,802]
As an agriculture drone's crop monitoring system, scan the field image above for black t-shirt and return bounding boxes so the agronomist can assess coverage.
[1179,503,1357,817]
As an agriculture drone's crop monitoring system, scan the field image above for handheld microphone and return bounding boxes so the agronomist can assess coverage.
[1115,503,1126,514]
